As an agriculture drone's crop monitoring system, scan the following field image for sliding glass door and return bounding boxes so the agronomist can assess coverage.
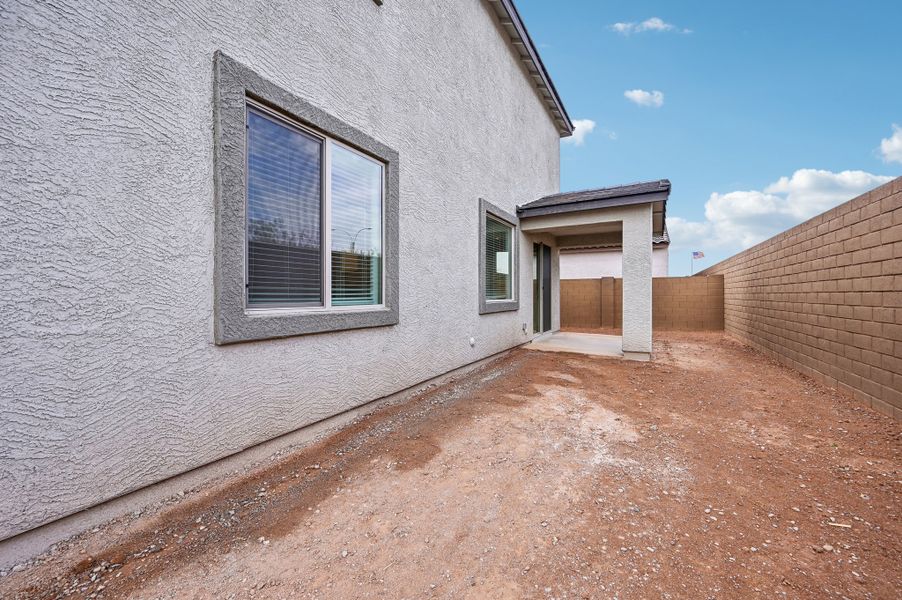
[533,243,552,334]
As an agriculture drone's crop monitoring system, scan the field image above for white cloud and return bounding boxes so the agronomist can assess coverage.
[761,169,892,219]
[666,216,713,243]
[668,169,894,252]
[609,17,691,35]
[563,119,596,146]
[637,17,675,32]
[624,89,664,108]
[880,124,902,164]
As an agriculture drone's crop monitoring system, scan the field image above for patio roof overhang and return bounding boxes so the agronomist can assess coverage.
[517,179,669,238]
[517,180,670,250]
[516,180,671,359]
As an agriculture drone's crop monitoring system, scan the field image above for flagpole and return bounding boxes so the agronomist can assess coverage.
[690,253,694,275]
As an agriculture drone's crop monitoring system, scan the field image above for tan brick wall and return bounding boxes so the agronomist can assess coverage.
[560,279,602,328]
[700,177,902,420]
[561,276,724,331]
[653,276,725,330]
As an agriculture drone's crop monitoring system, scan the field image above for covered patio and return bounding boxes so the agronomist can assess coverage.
[519,180,670,360]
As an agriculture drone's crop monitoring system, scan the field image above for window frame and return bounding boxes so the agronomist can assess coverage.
[213,51,399,344]
[478,198,520,315]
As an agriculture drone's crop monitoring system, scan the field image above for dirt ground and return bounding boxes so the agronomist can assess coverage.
[2,332,900,599]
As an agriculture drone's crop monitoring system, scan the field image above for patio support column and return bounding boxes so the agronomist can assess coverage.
[621,203,653,359]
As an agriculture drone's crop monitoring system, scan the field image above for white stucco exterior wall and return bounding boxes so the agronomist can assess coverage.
[0,0,561,540]
[621,204,654,356]
[656,246,669,277]
[560,247,669,279]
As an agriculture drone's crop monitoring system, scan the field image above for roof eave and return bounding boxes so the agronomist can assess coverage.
[487,0,573,137]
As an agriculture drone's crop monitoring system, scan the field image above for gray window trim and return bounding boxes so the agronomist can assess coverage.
[478,198,520,315]
[213,51,399,345]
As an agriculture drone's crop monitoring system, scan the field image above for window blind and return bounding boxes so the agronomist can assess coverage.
[330,144,383,306]
[246,107,323,307]
[485,216,512,300]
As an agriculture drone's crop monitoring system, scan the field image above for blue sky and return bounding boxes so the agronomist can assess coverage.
[517,0,902,275]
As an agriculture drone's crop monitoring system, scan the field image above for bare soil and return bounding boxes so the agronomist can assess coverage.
[2,332,900,599]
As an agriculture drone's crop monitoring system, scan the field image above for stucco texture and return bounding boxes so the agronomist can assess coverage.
[0,0,561,540]
[621,203,654,354]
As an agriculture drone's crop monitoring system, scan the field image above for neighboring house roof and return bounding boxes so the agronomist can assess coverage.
[558,228,670,252]
[486,0,573,137]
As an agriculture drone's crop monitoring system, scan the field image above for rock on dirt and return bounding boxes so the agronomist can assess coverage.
[0,332,899,599]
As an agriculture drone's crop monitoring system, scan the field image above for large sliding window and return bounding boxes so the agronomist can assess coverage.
[245,102,384,311]
[213,52,398,345]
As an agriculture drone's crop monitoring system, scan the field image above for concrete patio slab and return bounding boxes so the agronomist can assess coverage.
[528,331,624,358]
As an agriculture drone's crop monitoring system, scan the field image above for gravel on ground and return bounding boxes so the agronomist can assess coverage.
[2,332,900,599]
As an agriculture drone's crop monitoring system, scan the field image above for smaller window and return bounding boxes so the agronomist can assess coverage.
[478,198,519,315]
[485,216,513,300]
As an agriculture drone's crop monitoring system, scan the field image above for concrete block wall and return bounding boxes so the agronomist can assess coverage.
[699,177,902,419]
[560,276,724,331]
[560,279,603,328]
[653,276,725,330]
[607,278,621,330]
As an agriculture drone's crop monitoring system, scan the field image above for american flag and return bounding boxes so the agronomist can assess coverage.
[692,251,705,259]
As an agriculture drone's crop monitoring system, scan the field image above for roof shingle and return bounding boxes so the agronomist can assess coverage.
[519,179,671,212]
